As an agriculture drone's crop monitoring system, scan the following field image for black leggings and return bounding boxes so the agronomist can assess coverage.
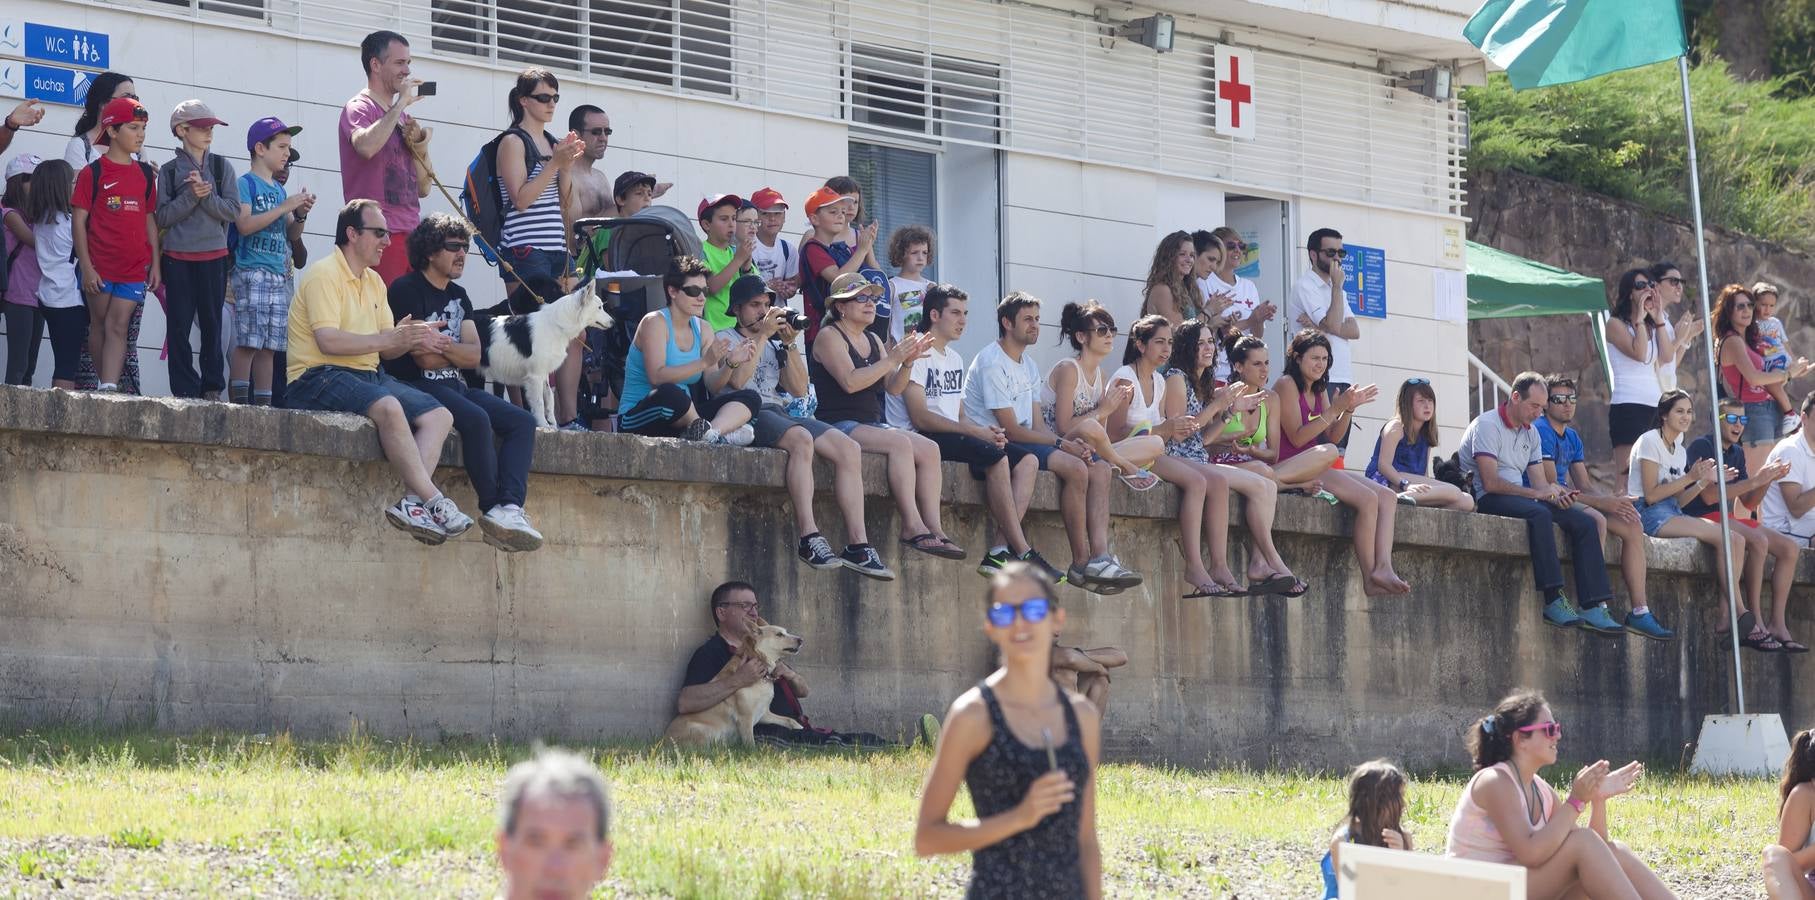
[619,383,760,438]
[3,301,44,385]
[41,305,88,383]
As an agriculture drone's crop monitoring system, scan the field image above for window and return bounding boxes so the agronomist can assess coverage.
[849,142,938,282]
[145,0,263,19]
[431,0,731,95]
[848,45,1001,143]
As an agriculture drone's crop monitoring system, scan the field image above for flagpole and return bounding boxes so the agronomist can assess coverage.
[1679,55,1746,716]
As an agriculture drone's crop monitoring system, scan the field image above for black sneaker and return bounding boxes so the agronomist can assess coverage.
[1017,548,1066,584]
[840,544,896,581]
[798,533,842,570]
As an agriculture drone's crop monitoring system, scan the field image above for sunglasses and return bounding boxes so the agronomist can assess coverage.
[1406,378,1430,386]
[1516,721,1563,739]
[581,127,613,137]
[526,92,560,104]
[354,225,391,239]
[440,240,468,253]
[1723,413,1750,425]
[1659,276,1685,286]
[1549,394,1577,404]
[674,285,706,297]
[839,294,879,305]
[1632,280,1654,290]
[714,600,758,611]
[1226,241,1247,252]
[986,596,1051,628]
[1317,247,1348,258]
[1091,325,1117,337]
[1733,301,1753,310]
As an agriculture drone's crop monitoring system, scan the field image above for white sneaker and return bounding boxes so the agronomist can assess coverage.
[385,497,445,545]
[425,494,473,539]
[481,505,544,552]
[1784,412,1802,435]
[722,423,756,447]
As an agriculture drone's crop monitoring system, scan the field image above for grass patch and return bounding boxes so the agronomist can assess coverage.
[0,728,1782,897]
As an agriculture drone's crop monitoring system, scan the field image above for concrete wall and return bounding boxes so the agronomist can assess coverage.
[2,386,1811,767]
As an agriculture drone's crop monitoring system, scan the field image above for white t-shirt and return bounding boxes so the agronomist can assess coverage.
[903,344,966,426]
[33,214,81,309]
[1626,429,1688,499]
[1203,271,1261,382]
[889,275,930,343]
[1762,433,1815,538]
[750,235,799,286]
[1289,268,1355,384]
[1107,364,1167,434]
[963,341,1042,430]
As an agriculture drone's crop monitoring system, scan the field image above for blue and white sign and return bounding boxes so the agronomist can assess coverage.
[6,63,95,107]
[1340,244,1388,319]
[2,22,110,69]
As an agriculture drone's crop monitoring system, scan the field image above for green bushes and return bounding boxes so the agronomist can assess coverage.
[1463,60,1815,248]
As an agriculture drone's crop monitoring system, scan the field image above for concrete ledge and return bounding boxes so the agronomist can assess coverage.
[1,385,1809,767]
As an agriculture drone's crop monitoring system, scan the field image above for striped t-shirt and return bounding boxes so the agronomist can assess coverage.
[498,131,565,252]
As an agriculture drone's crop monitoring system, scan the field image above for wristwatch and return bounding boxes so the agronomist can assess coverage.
[1053,438,1063,449]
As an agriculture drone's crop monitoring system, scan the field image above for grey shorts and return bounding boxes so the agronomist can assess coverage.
[287,366,443,421]
[231,267,292,350]
[751,406,832,447]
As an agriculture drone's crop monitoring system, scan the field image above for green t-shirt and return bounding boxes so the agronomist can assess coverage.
[700,240,752,332]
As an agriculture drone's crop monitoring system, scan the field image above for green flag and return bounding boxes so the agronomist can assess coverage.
[1464,0,1688,90]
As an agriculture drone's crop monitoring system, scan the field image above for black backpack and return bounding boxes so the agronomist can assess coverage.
[460,127,549,266]
[83,157,158,209]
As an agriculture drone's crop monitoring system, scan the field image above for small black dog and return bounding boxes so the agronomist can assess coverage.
[1434,451,1475,496]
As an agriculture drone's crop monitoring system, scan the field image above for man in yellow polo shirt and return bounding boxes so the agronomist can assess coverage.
[285,198,473,544]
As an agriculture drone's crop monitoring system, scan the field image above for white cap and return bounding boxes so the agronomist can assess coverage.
[4,153,42,181]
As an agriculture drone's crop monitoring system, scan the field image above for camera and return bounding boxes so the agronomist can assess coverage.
[782,309,811,331]
[417,81,438,97]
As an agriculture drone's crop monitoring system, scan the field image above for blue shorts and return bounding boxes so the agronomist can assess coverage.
[1744,399,1782,446]
[287,365,444,422]
[1634,496,1684,537]
[97,279,148,303]
[499,246,570,285]
[1007,440,1062,470]
[830,420,891,436]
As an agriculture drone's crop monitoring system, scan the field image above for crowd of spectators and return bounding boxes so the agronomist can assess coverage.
[1,34,1811,635]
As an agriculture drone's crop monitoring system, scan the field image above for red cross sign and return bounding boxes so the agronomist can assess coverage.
[1215,45,1256,140]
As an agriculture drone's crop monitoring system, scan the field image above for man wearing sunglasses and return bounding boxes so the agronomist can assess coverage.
[1692,397,1807,651]
[1537,375,1673,640]
[1290,228,1360,447]
[563,104,670,221]
[384,214,543,551]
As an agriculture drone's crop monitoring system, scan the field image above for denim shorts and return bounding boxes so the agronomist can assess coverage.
[1633,496,1684,537]
[288,365,443,421]
[1744,399,1782,445]
[1007,440,1062,470]
[97,279,148,303]
[830,419,889,436]
[499,246,570,285]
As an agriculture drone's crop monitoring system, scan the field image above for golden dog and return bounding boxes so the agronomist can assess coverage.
[664,621,805,747]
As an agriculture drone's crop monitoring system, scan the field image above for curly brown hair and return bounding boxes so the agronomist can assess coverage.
[887,224,934,269]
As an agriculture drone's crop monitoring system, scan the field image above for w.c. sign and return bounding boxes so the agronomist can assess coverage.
[1215,45,1256,140]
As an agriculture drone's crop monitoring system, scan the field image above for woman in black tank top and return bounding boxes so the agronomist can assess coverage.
[914,563,1101,899]
[809,273,966,560]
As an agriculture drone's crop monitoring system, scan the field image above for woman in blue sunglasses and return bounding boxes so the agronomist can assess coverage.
[916,562,1102,899]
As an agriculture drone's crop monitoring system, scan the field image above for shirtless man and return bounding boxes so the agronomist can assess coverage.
[563,104,671,221]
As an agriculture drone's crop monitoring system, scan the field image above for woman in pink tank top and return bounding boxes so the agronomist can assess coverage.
[1445,690,1674,899]
[1272,329,1410,596]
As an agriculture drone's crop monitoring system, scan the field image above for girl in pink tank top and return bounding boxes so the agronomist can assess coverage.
[1445,690,1672,898]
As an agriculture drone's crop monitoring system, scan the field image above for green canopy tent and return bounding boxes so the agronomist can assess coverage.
[1465,240,1612,383]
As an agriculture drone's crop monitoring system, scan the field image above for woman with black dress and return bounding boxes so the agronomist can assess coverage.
[915,562,1102,900]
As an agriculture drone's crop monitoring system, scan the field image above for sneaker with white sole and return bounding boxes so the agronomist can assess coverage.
[840,544,896,581]
[425,495,473,539]
[386,497,445,545]
[480,505,544,552]
[1784,412,1803,435]
[722,423,756,447]
[681,419,713,442]
[798,533,842,570]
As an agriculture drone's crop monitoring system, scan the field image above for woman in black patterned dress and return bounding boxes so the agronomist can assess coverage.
[914,562,1102,899]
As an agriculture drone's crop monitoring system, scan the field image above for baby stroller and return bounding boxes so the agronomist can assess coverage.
[572,205,703,424]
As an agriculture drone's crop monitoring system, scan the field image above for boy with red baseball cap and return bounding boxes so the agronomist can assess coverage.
[697,192,754,331]
[72,96,159,393]
[748,187,799,303]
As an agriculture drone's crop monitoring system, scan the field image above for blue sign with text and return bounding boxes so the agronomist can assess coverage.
[18,63,93,107]
[21,23,109,69]
[1340,244,1387,319]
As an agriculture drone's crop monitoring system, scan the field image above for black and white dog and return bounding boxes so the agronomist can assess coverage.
[479,283,614,428]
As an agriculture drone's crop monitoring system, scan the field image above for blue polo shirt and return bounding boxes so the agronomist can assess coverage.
[1683,433,1746,517]
[1537,417,1586,488]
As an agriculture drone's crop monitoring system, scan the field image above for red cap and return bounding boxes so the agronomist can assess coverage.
[697,193,745,219]
[749,187,787,211]
[97,97,148,145]
[803,186,851,217]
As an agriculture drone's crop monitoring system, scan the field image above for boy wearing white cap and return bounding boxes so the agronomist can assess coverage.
[155,99,240,399]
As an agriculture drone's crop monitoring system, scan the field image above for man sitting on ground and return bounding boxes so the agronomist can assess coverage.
[705,274,884,578]
[1459,371,1624,636]
[1537,374,1674,640]
[962,291,1141,594]
[495,747,614,900]
[286,199,473,544]
[1693,396,1805,651]
[899,283,1061,582]
[385,214,543,551]
[678,581,904,748]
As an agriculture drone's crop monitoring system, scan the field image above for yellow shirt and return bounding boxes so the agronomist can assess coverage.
[286,248,395,381]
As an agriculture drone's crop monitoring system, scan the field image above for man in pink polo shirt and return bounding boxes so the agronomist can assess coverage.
[339,29,428,286]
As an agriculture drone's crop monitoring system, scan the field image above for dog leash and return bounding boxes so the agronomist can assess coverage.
[403,126,551,309]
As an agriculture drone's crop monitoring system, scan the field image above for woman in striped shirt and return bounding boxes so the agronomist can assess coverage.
[497,67,583,287]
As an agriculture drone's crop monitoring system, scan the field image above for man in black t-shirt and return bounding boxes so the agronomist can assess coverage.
[385,214,544,552]
[677,581,908,748]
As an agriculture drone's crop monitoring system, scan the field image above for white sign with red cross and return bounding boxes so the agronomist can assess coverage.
[1215,44,1256,140]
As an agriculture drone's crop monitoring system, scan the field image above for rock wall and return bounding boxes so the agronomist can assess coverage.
[1467,168,1815,470]
[2,387,1812,768]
